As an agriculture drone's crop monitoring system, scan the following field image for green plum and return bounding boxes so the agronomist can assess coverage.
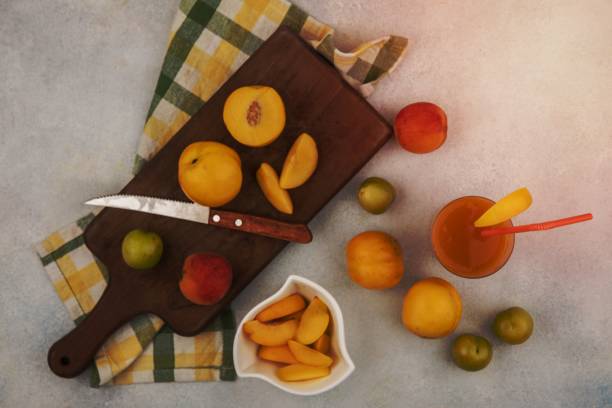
[358,177,396,214]
[493,307,534,344]
[451,334,493,371]
[121,229,163,269]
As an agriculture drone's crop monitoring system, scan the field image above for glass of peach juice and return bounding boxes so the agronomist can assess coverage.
[431,196,515,278]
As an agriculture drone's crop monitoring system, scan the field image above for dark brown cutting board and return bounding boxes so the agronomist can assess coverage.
[48,26,392,378]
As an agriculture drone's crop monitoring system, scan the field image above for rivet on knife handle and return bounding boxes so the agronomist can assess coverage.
[209,209,312,243]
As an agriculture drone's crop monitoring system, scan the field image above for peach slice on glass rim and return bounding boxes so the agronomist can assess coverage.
[474,187,533,227]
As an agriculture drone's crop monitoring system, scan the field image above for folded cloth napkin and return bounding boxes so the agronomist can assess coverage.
[36,0,407,387]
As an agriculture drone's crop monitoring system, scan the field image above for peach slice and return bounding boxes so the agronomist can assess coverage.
[276,364,330,382]
[246,319,298,346]
[258,345,299,364]
[223,86,286,147]
[295,297,330,345]
[474,187,533,227]
[288,340,333,367]
[279,133,318,189]
[313,333,331,354]
[256,294,306,322]
[256,163,293,214]
[282,310,304,321]
[243,320,259,335]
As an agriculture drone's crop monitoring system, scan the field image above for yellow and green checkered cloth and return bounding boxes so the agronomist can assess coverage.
[36,0,407,387]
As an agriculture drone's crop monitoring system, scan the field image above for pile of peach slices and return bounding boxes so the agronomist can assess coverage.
[178,85,318,214]
[242,294,334,382]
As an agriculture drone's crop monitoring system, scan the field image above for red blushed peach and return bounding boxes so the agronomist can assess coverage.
[394,102,447,154]
[179,253,233,305]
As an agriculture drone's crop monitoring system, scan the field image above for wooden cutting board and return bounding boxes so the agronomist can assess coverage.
[48,26,392,378]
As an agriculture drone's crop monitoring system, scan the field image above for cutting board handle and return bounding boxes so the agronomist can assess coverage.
[48,280,139,378]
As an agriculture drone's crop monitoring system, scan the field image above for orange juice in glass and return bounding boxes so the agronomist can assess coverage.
[432,196,514,278]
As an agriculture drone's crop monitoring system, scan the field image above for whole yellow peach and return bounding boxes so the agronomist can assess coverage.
[402,277,462,338]
[346,231,404,289]
[178,141,242,207]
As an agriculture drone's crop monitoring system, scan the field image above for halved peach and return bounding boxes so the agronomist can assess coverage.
[258,345,299,364]
[276,364,330,382]
[295,297,330,345]
[256,294,306,322]
[313,333,331,354]
[223,86,286,147]
[246,319,298,346]
[288,340,333,367]
[279,133,318,189]
[256,163,293,214]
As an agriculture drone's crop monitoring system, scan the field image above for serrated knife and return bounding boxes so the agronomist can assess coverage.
[85,195,312,243]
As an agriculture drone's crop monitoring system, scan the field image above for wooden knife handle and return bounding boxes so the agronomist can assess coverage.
[48,281,139,378]
[209,210,312,243]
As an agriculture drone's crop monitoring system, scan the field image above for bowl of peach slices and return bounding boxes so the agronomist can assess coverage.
[234,275,354,395]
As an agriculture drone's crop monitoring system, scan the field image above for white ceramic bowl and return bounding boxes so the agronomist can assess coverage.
[233,275,355,396]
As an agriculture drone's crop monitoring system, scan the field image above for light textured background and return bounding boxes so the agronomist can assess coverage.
[1,0,611,407]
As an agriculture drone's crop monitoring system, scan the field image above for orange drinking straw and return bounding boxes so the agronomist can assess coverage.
[480,213,593,237]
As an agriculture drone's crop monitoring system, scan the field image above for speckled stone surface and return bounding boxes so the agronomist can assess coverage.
[1,1,611,407]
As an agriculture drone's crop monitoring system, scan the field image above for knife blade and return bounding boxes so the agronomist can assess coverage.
[85,195,312,244]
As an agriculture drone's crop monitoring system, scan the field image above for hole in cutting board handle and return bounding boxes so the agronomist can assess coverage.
[60,356,70,366]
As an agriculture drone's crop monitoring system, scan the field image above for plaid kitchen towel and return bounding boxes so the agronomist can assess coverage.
[134,0,408,172]
[36,0,407,387]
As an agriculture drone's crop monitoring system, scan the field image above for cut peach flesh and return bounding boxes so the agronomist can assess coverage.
[243,320,259,335]
[256,163,293,214]
[288,340,333,367]
[282,310,304,321]
[313,333,331,354]
[223,86,286,147]
[256,294,306,322]
[276,364,330,382]
[258,345,299,364]
[474,187,533,227]
[279,133,318,189]
[244,319,298,346]
[295,297,330,345]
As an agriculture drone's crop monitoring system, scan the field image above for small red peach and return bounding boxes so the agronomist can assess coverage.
[179,253,233,305]
[394,102,447,154]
